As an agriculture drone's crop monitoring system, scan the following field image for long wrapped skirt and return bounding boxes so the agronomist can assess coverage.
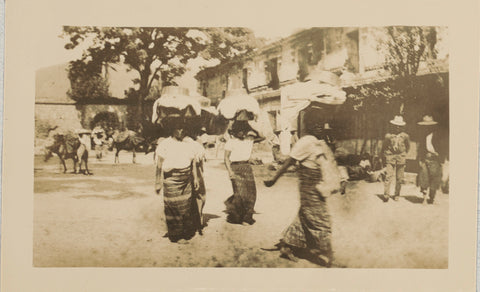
[163,166,196,241]
[224,162,257,223]
[282,165,333,259]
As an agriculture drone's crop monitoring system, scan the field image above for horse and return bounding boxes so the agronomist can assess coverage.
[44,133,91,175]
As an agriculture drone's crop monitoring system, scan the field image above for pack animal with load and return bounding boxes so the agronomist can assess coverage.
[44,130,92,175]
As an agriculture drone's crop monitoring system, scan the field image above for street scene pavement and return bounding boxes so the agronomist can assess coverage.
[34,149,448,268]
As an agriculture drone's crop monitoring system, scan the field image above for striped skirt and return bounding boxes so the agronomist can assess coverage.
[224,161,257,223]
[163,166,197,241]
[282,165,332,258]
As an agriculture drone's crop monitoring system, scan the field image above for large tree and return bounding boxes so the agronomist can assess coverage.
[67,59,111,102]
[62,27,260,119]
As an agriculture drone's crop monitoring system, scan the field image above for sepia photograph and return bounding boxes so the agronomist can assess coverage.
[33,25,450,268]
[3,0,479,290]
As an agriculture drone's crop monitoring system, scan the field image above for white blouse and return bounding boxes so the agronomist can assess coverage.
[224,138,253,162]
[155,137,196,172]
[183,136,206,162]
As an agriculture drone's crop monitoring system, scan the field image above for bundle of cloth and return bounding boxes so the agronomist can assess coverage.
[217,88,273,141]
[279,71,347,133]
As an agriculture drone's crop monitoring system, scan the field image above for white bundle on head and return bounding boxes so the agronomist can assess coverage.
[217,88,260,120]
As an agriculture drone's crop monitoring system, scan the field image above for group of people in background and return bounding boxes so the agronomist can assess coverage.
[151,111,447,267]
[382,114,445,205]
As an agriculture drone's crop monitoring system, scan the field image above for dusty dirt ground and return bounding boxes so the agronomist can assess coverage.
[33,148,448,268]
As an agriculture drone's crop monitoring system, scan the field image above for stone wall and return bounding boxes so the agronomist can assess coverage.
[34,103,138,154]
[79,104,133,129]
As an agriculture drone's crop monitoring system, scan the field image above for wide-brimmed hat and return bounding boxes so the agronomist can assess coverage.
[390,116,406,126]
[324,123,333,130]
[417,115,438,126]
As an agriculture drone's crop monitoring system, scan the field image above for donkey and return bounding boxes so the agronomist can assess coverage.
[44,133,91,175]
[110,129,146,164]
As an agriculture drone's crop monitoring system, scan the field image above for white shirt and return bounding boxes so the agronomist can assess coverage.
[290,135,325,169]
[359,159,371,169]
[279,130,292,155]
[224,138,253,162]
[183,136,206,162]
[155,137,196,172]
[426,133,436,154]
[78,134,91,151]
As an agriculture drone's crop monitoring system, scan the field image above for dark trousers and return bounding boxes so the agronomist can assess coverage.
[418,158,442,202]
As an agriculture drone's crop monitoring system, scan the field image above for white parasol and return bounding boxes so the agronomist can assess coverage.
[217,88,260,120]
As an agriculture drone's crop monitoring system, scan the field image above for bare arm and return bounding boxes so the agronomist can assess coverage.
[192,159,200,190]
[224,150,235,179]
[155,156,164,194]
[264,157,296,187]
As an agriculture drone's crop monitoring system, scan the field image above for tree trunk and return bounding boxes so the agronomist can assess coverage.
[136,95,144,125]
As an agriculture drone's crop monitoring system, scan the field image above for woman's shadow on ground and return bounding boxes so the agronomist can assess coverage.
[375,194,424,204]
[203,213,221,226]
[402,195,425,204]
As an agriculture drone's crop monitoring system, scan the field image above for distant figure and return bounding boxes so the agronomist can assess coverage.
[417,115,443,205]
[92,126,107,160]
[77,129,91,151]
[271,130,288,165]
[382,116,410,202]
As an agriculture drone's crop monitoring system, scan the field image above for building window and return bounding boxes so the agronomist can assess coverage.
[265,58,280,90]
[202,81,207,97]
[345,29,360,73]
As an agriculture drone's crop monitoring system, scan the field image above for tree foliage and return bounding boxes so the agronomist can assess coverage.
[346,26,441,116]
[200,27,266,61]
[339,27,446,148]
[62,27,261,116]
[67,59,110,102]
[382,26,438,78]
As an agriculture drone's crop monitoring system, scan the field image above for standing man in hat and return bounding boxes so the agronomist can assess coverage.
[382,116,410,202]
[417,115,443,204]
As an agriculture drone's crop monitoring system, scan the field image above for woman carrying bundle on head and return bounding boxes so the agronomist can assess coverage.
[264,117,341,267]
[155,117,200,243]
[224,120,263,225]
